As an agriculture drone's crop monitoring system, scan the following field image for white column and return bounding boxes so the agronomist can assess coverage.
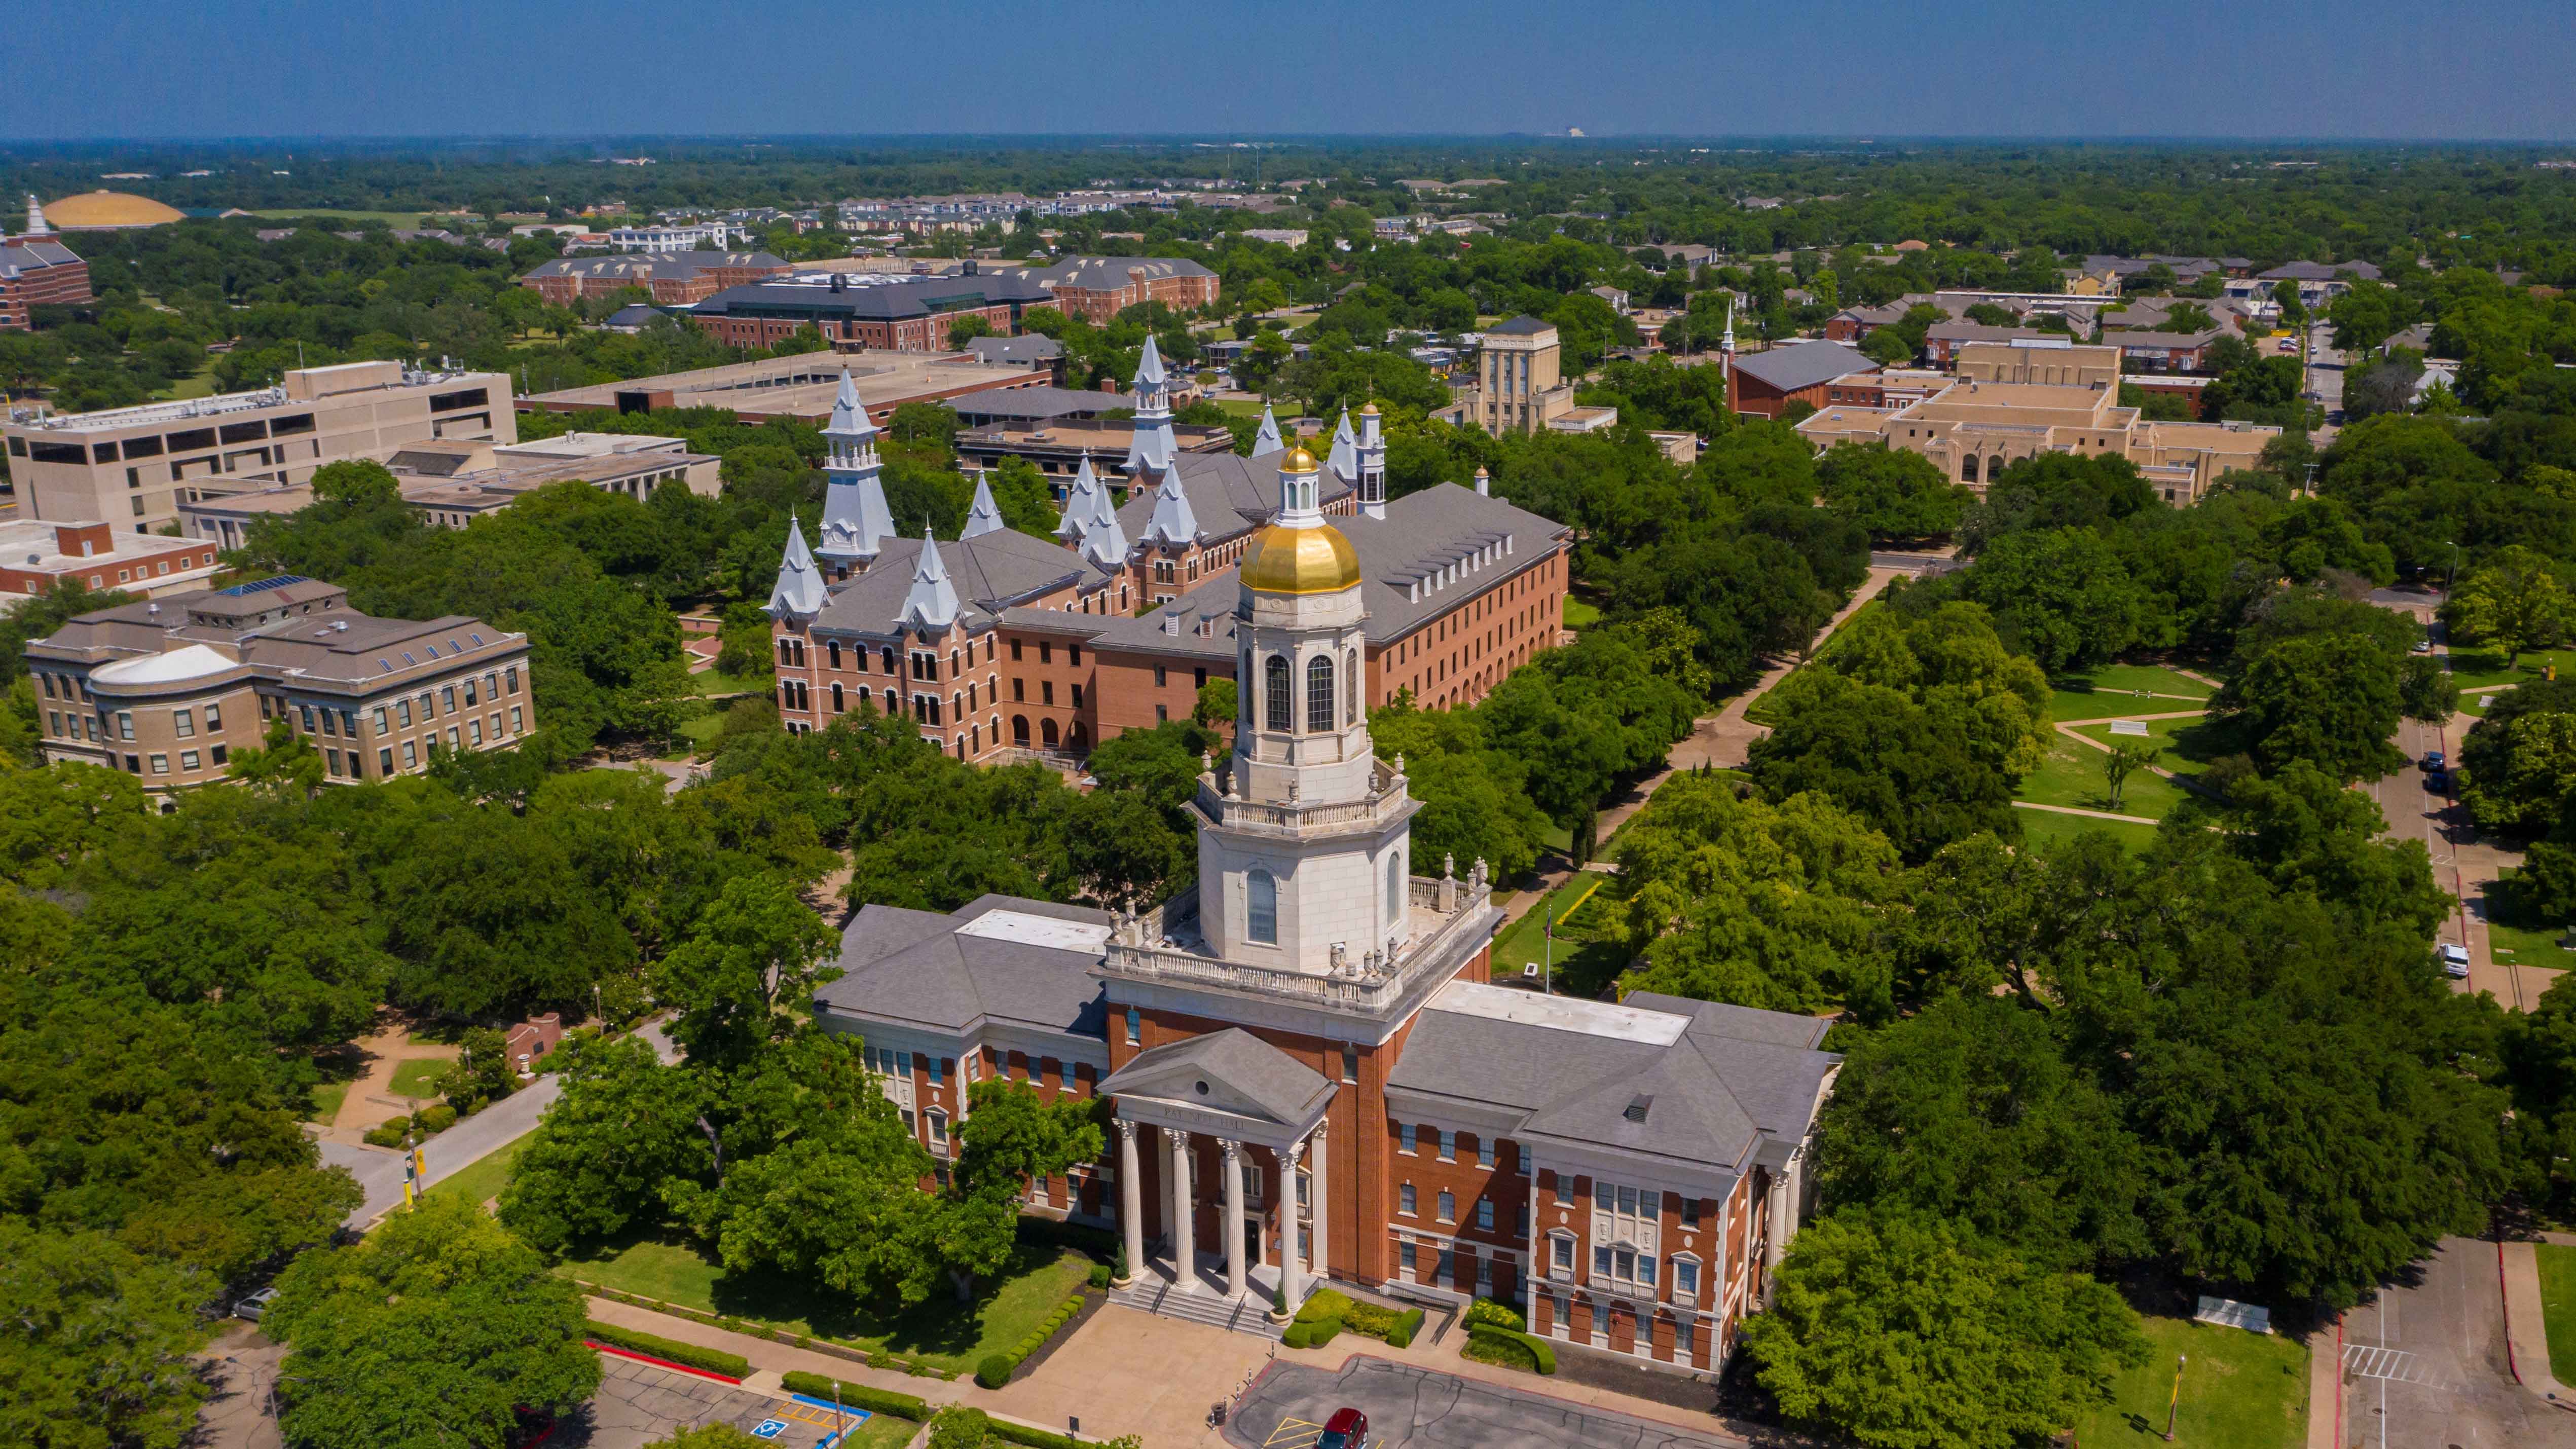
[1169,1129,1197,1292]
[1280,1136,1307,1308]
[1220,1140,1246,1298]
[1307,1121,1331,1286]
[1781,1148,1807,1253]
[1114,1121,1142,1288]
[1762,1163,1791,1302]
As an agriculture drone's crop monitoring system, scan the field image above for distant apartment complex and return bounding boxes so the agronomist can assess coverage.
[26,575,533,798]
[518,251,791,306]
[1795,341,2278,502]
[3,361,515,535]
[179,431,719,547]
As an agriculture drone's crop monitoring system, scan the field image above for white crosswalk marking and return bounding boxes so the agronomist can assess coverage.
[2342,1343,2443,1385]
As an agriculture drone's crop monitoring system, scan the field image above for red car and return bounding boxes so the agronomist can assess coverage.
[1319,1407,1372,1449]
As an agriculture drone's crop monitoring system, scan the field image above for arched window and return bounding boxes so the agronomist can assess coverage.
[1386,851,1403,924]
[1041,718,1060,747]
[1264,654,1292,731]
[1346,649,1360,725]
[1247,868,1277,944]
[1306,654,1334,734]
[1960,454,1979,483]
[1012,715,1029,745]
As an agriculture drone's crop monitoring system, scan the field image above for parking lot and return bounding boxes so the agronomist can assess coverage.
[2340,1238,2576,1447]
[1226,1358,1745,1449]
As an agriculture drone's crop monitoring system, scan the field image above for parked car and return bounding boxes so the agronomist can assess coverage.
[2440,943,2472,978]
[2421,750,2446,772]
[2411,639,2433,654]
[234,1286,280,1321]
[2427,769,2451,793]
[1319,1408,1373,1449]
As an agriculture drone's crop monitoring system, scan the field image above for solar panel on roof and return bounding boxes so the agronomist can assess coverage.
[215,574,311,597]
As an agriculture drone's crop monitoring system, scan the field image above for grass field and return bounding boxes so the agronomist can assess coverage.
[830,1414,920,1449]
[1211,397,1270,418]
[557,1236,1092,1376]
[691,668,766,698]
[673,700,730,751]
[1491,875,1609,983]
[2483,871,2573,963]
[2070,714,2229,782]
[387,1057,451,1099]
[2014,805,2162,856]
[304,1079,351,1124]
[2016,733,2193,820]
[2541,1245,2576,1383]
[152,364,218,402]
[2070,1316,2307,1449]
[427,1137,525,1210]
[2445,647,2576,692]
[2047,665,2214,724]
[1563,596,1603,628]
[240,207,437,227]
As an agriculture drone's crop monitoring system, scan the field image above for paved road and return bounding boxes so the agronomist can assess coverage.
[1227,1359,1744,1449]
[2307,320,2345,432]
[2340,1238,2576,1448]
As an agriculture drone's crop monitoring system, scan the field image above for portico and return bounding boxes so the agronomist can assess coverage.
[1102,1028,1336,1312]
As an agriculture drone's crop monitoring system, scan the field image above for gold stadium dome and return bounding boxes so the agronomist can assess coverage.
[44,191,184,230]
[1241,447,1361,595]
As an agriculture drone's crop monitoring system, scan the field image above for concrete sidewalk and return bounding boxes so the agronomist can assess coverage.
[2503,1239,2576,1403]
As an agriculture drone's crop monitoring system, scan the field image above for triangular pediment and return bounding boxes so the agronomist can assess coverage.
[1101,1028,1333,1129]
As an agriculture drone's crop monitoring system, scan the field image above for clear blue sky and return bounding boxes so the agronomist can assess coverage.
[7,0,2572,141]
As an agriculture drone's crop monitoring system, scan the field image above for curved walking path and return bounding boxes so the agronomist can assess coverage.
[2049,709,2222,801]
[2011,799,2160,826]
[1494,567,1901,933]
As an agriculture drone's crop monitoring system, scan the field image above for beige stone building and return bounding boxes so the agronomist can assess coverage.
[26,574,534,801]
[1796,342,2276,502]
[1436,316,1616,436]
[4,361,515,536]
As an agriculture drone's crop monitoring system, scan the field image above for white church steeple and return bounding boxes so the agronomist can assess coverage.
[817,370,894,575]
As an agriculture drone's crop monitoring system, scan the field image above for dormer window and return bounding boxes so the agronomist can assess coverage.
[1624,1095,1652,1125]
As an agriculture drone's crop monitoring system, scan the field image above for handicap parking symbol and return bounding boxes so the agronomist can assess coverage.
[751,1421,787,1440]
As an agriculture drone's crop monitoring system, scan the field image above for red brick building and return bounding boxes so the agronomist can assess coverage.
[1726,341,1878,418]
[1,224,92,331]
[993,256,1220,324]
[518,250,791,306]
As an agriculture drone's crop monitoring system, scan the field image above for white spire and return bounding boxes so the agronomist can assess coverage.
[763,514,826,621]
[961,474,1006,538]
[1123,337,1176,479]
[1133,332,1167,390]
[1357,404,1387,520]
[899,528,961,630]
[1720,300,1736,383]
[817,370,892,566]
[1324,406,1359,484]
[23,194,48,238]
[1253,403,1283,456]
[1081,473,1130,567]
[1055,454,1100,541]
[1140,468,1199,545]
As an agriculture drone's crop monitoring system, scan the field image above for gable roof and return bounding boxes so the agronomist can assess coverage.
[1729,340,1876,393]
[1099,1028,1336,1126]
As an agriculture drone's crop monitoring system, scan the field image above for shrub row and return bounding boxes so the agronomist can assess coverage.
[582,1320,752,1379]
[576,1284,960,1381]
[360,1101,460,1148]
[1287,1288,1418,1347]
[975,1293,1089,1388]
[1462,1296,1526,1333]
[1282,1315,1343,1349]
[1464,1324,1556,1375]
[777,1371,927,1422]
[928,1407,1092,1449]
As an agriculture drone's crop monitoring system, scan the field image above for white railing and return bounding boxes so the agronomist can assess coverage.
[1100,875,1492,1013]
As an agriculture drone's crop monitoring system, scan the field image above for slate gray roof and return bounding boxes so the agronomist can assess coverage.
[814,894,1111,1037]
[1099,1028,1336,1124]
[1924,321,2062,346]
[1108,444,1307,545]
[1729,340,1876,392]
[523,250,785,281]
[1487,315,1555,337]
[2258,259,2381,282]
[1003,255,1217,289]
[949,386,1125,425]
[966,335,1064,366]
[693,270,1052,322]
[2100,327,2226,350]
[1389,982,1838,1177]
[808,527,1112,640]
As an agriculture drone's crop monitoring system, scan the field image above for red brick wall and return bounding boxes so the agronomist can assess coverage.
[1370,549,1565,712]
[0,257,92,329]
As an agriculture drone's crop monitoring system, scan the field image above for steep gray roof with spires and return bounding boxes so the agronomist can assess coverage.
[808,529,1111,641]
[1108,442,1330,547]
[961,476,1006,538]
[1054,456,1102,540]
[1138,469,1200,545]
[899,531,963,629]
[1254,405,1283,455]
[763,519,827,620]
[1325,408,1358,484]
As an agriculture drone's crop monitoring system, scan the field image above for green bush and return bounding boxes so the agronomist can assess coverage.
[976,1352,1015,1388]
[1284,1316,1342,1349]
[362,1120,408,1147]
[1463,1296,1526,1333]
[1386,1307,1425,1349]
[582,1320,752,1379]
[1087,1262,1112,1289]
[777,1371,926,1421]
[987,1418,1085,1449]
[1295,1287,1353,1324]
[1464,1324,1556,1374]
[415,1102,458,1134]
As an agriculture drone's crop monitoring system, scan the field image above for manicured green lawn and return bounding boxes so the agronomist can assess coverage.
[2540,1245,2576,1381]
[426,1137,524,1210]
[556,1236,1092,1376]
[2014,806,2162,857]
[2444,647,2576,691]
[674,702,729,750]
[304,1079,350,1124]
[2484,871,2574,963]
[1562,596,1603,628]
[2048,665,2213,724]
[2070,714,2230,782]
[1212,397,1270,417]
[833,1414,921,1449]
[2069,1316,2307,1449]
[387,1057,452,1099]
[2017,734,2193,821]
[241,207,436,227]
[1491,875,1609,983]
[692,668,767,698]
[152,365,218,402]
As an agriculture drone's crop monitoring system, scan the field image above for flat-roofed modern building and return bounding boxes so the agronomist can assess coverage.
[0,518,223,604]
[4,361,515,536]
[688,265,1059,353]
[1796,340,2279,503]
[519,350,1048,427]
[26,575,534,799]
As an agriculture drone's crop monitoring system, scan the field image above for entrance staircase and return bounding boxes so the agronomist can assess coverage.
[1108,1272,1286,1341]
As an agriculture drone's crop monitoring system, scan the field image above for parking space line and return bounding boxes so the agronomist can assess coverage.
[1263,1416,1324,1448]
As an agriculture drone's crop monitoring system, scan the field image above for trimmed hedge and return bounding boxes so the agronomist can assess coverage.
[1464,1324,1556,1375]
[1385,1307,1425,1349]
[1294,1287,1353,1324]
[777,1371,927,1421]
[1282,1316,1342,1349]
[583,1320,752,1379]
[577,1285,959,1381]
[417,1102,459,1133]
[927,1407,1090,1449]
[1087,1262,1112,1289]
[974,1293,1089,1387]
[1293,1288,1416,1347]
[1463,1296,1526,1333]
[976,1353,1013,1389]
[362,1120,408,1147]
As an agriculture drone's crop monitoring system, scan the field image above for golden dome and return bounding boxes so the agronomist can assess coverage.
[1282,445,1318,473]
[1361,402,1380,415]
[43,191,183,230]
[1242,522,1361,595]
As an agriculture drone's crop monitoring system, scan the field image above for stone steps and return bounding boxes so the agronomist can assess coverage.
[1108,1276,1285,1341]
